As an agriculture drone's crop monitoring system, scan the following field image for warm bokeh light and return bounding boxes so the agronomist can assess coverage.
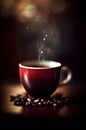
[17,4,38,22]
[1,0,67,21]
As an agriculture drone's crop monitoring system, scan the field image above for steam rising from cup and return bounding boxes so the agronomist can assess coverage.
[37,22,60,62]
[14,2,60,62]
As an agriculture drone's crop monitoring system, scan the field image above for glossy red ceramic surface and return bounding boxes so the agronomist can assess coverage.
[19,61,61,97]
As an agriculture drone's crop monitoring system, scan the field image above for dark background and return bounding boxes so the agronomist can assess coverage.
[0,0,86,83]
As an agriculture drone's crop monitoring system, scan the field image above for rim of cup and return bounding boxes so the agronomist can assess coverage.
[19,60,61,69]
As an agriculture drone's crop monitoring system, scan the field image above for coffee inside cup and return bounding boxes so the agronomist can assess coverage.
[19,60,61,69]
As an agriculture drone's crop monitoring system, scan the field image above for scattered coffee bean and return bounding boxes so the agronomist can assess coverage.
[9,94,70,108]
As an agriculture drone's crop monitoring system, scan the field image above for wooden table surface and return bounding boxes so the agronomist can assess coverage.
[0,79,86,128]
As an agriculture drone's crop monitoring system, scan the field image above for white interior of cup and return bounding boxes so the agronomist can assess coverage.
[19,60,61,69]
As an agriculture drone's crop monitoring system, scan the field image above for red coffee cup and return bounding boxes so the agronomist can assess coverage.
[19,60,72,97]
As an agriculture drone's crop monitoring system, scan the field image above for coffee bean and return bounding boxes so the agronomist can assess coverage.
[13,100,24,106]
[9,95,16,102]
[9,94,70,108]
[25,101,31,106]
[63,97,70,105]
[34,99,40,103]
[53,103,58,107]
[38,102,43,106]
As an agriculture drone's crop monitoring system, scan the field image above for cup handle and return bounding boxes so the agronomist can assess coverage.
[59,66,72,85]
